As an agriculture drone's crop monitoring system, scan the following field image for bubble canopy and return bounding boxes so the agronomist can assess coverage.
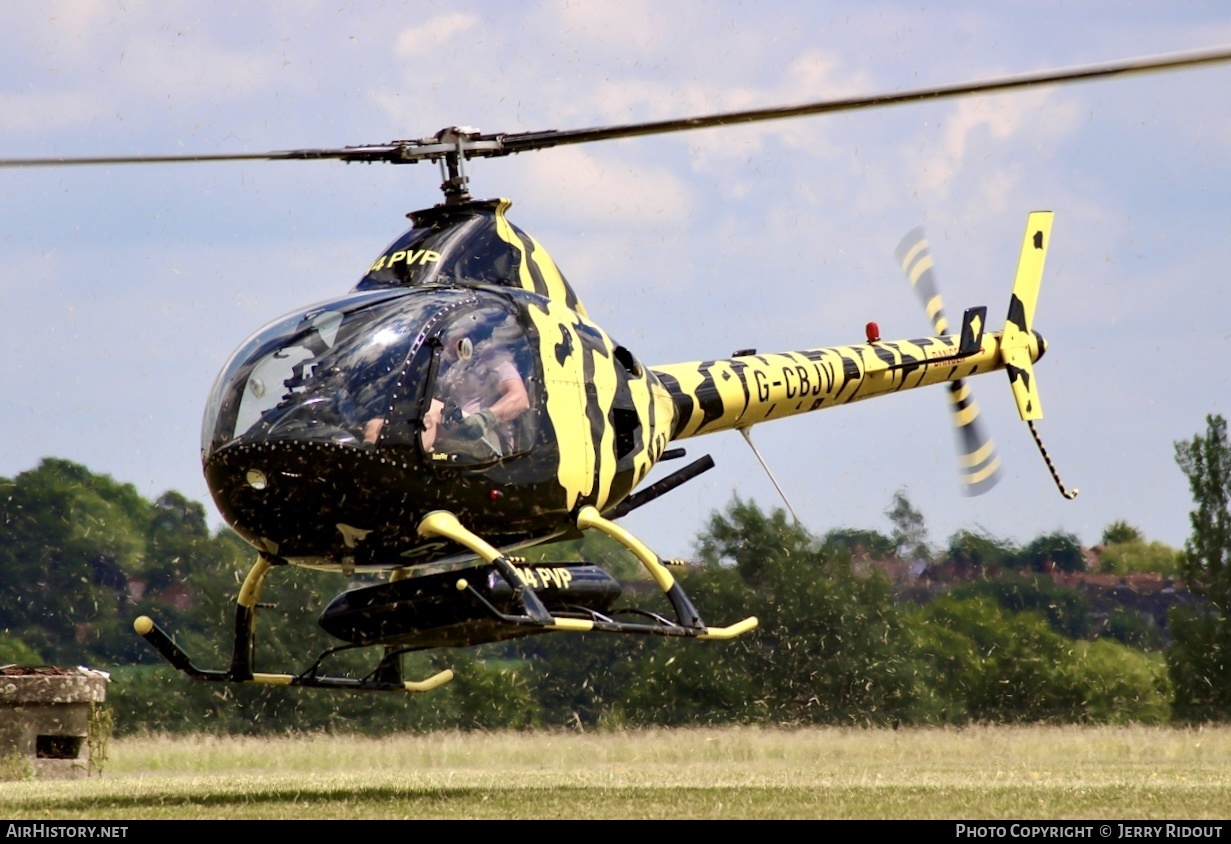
[201,287,479,459]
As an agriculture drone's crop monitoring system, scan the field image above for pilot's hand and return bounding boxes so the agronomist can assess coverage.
[458,408,498,440]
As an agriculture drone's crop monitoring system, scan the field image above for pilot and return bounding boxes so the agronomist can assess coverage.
[421,316,530,458]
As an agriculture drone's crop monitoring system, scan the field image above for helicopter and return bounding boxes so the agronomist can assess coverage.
[5,47,1230,694]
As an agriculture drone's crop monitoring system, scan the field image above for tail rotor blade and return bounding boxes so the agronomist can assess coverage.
[895,227,1001,496]
[895,226,949,335]
[948,381,1002,496]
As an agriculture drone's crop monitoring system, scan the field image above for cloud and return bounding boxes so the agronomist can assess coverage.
[394,12,481,58]
[911,87,1081,198]
[0,3,344,142]
[0,92,107,133]
[506,144,694,228]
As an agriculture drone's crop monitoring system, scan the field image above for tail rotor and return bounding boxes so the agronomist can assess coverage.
[895,227,1002,496]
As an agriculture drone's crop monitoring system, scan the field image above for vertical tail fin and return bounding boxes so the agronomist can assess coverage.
[1000,211,1076,499]
[1001,211,1053,421]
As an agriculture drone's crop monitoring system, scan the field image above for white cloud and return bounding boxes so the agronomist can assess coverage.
[547,0,701,61]
[394,12,481,58]
[0,92,107,132]
[508,145,693,228]
[913,87,1081,197]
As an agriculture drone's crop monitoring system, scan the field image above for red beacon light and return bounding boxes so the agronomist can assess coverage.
[865,322,880,343]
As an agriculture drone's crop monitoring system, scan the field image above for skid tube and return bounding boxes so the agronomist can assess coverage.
[134,553,454,694]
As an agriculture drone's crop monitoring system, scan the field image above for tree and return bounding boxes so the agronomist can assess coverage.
[886,489,930,561]
[1169,414,1231,720]
[950,576,1093,640]
[913,595,1085,722]
[1098,540,1181,578]
[621,498,933,727]
[694,495,813,585]
[0,459,151,664]
[1102,520,1144,546]
[821,527,895,560]
[1019,531,1085,573]
[945,529,1018,574]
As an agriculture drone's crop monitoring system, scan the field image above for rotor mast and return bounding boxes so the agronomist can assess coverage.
[435,126,479,204]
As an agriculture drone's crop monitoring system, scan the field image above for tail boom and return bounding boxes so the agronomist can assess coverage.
[652,330,1010,441]
[645,210,1067,498]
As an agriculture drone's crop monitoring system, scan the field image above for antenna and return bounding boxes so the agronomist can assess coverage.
[738,427,802,525]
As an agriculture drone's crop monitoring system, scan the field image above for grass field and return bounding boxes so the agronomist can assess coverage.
[4,726,1231,820]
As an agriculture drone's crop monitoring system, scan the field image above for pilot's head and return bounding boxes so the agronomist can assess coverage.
[442,327,474,363]
[442,312,500,362]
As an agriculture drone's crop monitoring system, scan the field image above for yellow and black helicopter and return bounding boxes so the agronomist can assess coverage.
[5,48,1230,693]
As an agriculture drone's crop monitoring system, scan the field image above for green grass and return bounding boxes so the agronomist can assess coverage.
[5,726,1231,819]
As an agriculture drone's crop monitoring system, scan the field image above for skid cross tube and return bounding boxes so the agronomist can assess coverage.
[575,506,757,640]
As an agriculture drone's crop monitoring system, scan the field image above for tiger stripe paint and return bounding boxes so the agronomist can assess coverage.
[493,198,588,317]
[165,200,1073,688]
[1002,212,1052,422]
[652,330,1028,444]
[517,293,672,515]
[203,201,1054,576]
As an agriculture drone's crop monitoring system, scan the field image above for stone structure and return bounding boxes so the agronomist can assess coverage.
[0,666,110,780]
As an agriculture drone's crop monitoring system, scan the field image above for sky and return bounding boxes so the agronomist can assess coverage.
[2,0,1230,561]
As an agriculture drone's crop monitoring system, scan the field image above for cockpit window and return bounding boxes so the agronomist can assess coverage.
[203,289,472,456]
[419,306,539,465]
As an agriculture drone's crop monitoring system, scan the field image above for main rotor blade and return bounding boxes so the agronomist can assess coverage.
[497,46,1231,153]
[0,145,415,168]
[3,46,1230,169]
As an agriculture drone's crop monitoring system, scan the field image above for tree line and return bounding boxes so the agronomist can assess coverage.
[1,413,1229,732]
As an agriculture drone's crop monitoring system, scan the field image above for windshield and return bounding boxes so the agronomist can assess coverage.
[203,289,474,457]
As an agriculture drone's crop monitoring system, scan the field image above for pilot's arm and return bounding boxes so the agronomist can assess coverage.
[421,398,445,451]
[488,363,530,423]
[444,362,528,452]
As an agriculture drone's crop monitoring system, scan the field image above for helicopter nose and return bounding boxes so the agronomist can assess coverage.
[205,441,409,562]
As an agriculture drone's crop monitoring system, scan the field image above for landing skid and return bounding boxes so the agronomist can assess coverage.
[135,507,756,694]
[134,614,453,692]
[134,553,454,693]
